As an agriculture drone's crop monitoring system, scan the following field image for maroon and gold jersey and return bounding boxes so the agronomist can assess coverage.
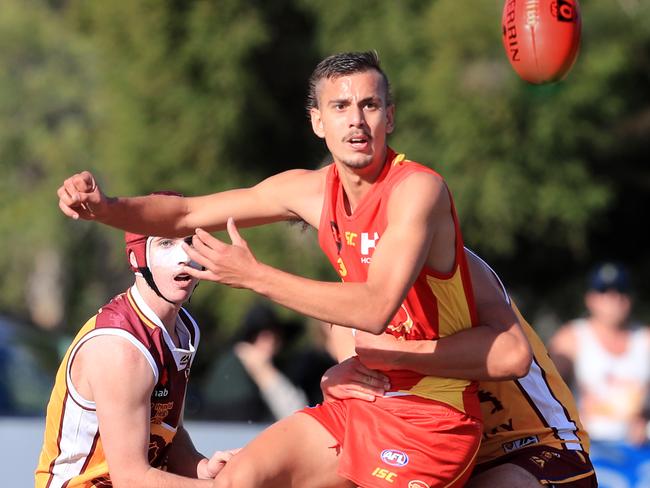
[318,148,479,416]
[468,249,590,465]
[35,285,199,488]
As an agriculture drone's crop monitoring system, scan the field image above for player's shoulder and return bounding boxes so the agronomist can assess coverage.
[393,156,443,176]
[388,157,445,185]
[75,329,153,381]
[96,293,139,330]
[388,166,448,210]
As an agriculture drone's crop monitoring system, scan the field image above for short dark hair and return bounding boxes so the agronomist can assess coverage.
[306,51,392,112]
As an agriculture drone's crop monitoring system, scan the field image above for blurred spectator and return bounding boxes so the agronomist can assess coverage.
[550,262,650,445]
[201,302,308,422]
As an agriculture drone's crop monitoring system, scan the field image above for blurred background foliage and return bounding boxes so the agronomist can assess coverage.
[0,0,648,364]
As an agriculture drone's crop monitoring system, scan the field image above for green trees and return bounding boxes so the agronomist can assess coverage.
[1,0,648,339]
[0,0,97,329]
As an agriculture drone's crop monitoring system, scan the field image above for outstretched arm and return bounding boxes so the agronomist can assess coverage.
[56,168,325,236]
[183,172,447,334]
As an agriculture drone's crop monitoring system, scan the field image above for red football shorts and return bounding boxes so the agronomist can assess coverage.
[299,395,482,488]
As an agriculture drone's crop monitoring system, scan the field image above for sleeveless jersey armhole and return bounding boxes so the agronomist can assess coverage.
[65,328,159,409]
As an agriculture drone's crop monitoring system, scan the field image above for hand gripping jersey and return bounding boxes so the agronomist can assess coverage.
[35,285,199,488]
[468,249,590,465]
[318,148,479,417]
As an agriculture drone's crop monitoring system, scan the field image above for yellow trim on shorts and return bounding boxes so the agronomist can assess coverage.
[443,438,480,488]
[540,469,595,485]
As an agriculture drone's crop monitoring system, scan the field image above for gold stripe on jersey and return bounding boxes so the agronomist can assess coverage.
[403,376,472,414]
[126,289,157,331]
[391,152,406,166]
[83,439,109,483]
[150,422,177,451]
[35,317,107,488]
[36,314,156,487]
[426,267,474,338]
[61,437,110,487]
[395,267,474,414]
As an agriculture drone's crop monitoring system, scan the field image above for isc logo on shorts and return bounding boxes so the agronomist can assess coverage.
[381,449,409,467]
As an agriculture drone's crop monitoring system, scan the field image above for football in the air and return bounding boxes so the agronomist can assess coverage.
[502,0,581,84]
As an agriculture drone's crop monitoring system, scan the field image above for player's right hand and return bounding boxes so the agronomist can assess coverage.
[57,171,107,220]
[320,356,390,403]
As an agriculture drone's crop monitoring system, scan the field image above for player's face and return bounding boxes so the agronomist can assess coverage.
[148,237,199,304]
[310,70,394,172]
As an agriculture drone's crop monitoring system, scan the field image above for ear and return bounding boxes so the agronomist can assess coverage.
[128,250,138,269]
[310,107,325,139]
[386,103,395,135]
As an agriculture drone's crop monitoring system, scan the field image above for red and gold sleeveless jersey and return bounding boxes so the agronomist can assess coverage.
[318,148,480,416]
[35,285,200,488]
[468,250,590,464]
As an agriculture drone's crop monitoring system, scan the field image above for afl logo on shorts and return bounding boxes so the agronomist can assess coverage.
[380,449,409,467]
[408,481,430,488]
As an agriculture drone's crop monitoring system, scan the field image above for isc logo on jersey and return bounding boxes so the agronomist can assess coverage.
[381,449,409,467]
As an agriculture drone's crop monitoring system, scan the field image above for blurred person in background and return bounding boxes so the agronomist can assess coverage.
[35,193,234,488]
[284,318,337,407]
[202,302,309,422]
[551,262,650,446]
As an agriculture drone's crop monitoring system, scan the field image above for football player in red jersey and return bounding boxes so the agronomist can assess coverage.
[36,217,235,488]
[57,52,531,488]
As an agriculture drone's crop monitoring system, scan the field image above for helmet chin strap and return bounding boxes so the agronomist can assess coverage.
[138,267,178,305]
[138,266,199,306]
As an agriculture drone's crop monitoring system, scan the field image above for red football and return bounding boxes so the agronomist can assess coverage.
[502,0,581,84]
